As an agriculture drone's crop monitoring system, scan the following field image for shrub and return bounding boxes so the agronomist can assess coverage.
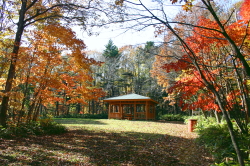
[196,124,235,162]
[39,118,68,135]
[54,113,108,119]
[158,114,186,121]
[0,118,67,138]
[195,116,250,165]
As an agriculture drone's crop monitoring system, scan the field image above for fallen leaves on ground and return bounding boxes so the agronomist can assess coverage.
[0,120,214,165]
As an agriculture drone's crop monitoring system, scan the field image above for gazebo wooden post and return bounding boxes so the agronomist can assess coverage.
[153,104,156,120]
[146,101,148,120]
[134,103,136,120]
[119,101,122,119]
[131,104,133,119]
[108,104,111,119]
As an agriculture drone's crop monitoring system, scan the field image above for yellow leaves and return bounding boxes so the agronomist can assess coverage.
[0,78,6,91]
[42,24,101,69]
[115,0,124,6]
[170,0,194,11]
[0,91,24,110]
[175,69,194,82]
[182,2,193,12]
[22,24,104,106]
[1,20,105,111]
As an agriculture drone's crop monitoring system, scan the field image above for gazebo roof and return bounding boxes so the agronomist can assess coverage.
[103,93,158,103]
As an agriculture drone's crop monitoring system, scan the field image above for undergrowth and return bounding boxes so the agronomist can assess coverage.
[0,118,67,138]
[194,116,250,165]
[54,113,108,119]
[158,114,187,121]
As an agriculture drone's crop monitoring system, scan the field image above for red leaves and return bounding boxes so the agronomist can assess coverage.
[165,67,222,112]
[239,0,250,21]
[186,17,225,54]
[186,17,250,55]
[226,20,250,48]
[152,4,250,115]
[161,55,192,72]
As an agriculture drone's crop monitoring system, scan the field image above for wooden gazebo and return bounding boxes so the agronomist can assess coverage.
[103,94,158,120]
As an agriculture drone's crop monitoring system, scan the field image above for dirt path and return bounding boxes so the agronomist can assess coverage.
[0,121,214,165]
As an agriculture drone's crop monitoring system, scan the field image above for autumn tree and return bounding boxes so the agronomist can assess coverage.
[108,0,249,165]
[3,23,105,124]
[0,0,108,126]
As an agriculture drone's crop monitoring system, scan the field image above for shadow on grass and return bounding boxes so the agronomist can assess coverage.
[0,128,214,166]
[121,119,186,125]
[54,118,107,125]
[156,120,185,124]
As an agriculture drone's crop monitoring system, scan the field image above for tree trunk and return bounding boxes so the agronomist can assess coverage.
[165,20,245,166]
[55,101,59,116]
[215,96,245,166]
[32,100,42,121]
[88,101,91,114]
[0,1,27,127]
[214,110,221,124]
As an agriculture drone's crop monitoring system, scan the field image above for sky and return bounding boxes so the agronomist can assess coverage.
[74,0,179,52]
[77,25,162,52]
[76,0,240,52]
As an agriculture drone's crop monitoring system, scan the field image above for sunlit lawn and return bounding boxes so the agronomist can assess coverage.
[54,118,195,140]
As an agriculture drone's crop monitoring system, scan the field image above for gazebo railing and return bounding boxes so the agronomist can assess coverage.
[109,112,122,119]
[134,112,155,120]
[135,112,145,119]
[109,112,155,120]
[147,112,155,120]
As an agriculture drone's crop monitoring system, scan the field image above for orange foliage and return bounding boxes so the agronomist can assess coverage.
[161,55,192,72]
[15,24,105,108]
[239,0,250,21]
[167,70,220,112]
[153,15,250,112]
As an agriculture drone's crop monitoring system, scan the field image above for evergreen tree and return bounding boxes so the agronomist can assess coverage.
[102,40,121,97]
[103,40,120,58]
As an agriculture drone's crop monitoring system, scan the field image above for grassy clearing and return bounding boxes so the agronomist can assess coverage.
[54,118,195,139]
[0,119,214,166]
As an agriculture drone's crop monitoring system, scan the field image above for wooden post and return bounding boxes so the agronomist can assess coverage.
[146,101,148,120]
[153,104,156,120]
[188,119,197,132]
[108,104,111,119]
[134,103,136,120]
[131,104,133,119]
[119,102,122,119]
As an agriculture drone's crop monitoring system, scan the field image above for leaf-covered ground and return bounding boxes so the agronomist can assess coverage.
[0,119,214,165]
